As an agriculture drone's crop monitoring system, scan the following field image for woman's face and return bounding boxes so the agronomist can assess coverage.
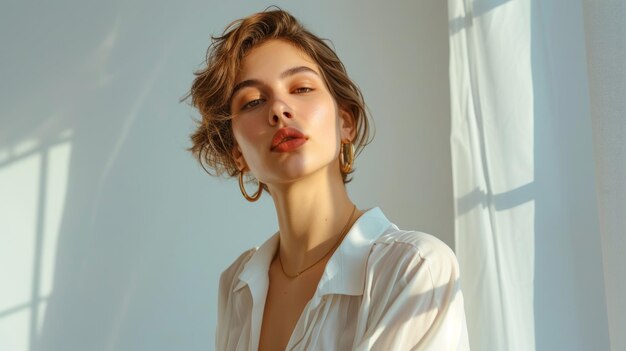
[230,39,353,187]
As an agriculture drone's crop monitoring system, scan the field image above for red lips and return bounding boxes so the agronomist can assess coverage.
[271,127,308,152]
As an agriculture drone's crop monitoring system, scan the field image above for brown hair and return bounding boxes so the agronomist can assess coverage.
[183,8,372,185]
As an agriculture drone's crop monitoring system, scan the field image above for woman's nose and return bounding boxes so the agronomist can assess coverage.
[268,98,293,125]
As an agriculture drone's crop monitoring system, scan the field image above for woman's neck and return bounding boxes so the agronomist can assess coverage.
[266,166,361,274]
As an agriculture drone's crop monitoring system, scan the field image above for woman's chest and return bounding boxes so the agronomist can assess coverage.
[221,263,367,350]
[258,264,324,350]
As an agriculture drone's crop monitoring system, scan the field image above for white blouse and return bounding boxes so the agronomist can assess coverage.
[216,207,470,350]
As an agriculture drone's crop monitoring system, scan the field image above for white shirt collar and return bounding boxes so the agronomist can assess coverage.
[233,207,393,296]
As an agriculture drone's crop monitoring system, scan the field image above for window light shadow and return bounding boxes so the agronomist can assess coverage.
[0,130,72,350]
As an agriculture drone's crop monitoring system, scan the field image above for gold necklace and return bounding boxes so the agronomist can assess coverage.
[277,204,357,278]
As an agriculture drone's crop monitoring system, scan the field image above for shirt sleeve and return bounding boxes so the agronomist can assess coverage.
[352,233,470,350]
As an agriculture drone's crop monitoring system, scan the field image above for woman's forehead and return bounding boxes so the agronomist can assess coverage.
[237,39,320,81]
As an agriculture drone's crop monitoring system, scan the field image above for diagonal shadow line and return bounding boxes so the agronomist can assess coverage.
[0,297,49,319]
[449,0,514,35]
[456,182,535,216]
[88,45,170,235]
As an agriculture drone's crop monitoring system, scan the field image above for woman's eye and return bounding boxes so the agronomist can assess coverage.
[294,87,313,94]
[241,98,264,110]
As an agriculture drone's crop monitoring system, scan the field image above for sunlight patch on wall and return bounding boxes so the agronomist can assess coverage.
[0,147,40,350]
[0,130,73,350]
[38,139,72,333]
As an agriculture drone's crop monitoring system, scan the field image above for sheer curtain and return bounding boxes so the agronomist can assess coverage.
[583,2,626,350]
[448,0,624,350]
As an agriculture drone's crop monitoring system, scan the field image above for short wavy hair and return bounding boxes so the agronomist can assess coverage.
[183,8,372,185]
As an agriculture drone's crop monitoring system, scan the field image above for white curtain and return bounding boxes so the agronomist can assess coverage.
[448,0,624,350]
[583,1,626,350]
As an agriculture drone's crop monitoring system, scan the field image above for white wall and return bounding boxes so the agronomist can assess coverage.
[0,1,453,350]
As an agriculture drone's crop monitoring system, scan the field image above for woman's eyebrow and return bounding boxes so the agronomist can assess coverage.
[279,65,319,79]
[232,80,262,97]
[232,66,319,96]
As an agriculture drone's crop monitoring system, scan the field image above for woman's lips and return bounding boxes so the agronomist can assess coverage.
[271,127,308,152]
[272,137,307,152]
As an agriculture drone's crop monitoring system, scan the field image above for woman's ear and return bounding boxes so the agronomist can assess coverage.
[231,143,248,172]
[339,108,357,141]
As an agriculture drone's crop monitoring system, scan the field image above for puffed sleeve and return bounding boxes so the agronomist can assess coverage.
[352,232,470,350]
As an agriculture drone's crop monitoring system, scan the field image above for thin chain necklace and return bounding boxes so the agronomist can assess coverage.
[276,204,357,279]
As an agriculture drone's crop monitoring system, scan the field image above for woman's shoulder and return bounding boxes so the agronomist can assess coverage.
[355,223,469,349]
[374,227,456,260]
[367,227,461,283]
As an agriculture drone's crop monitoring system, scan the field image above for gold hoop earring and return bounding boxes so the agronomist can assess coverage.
[238,172,262,202]
[339,141,355,173]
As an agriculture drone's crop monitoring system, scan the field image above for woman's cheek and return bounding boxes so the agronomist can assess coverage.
[235,115,262,144]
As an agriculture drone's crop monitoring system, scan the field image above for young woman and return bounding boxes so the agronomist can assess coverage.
[186,9,470,351]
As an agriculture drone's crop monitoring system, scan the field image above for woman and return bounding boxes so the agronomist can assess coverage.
[186,9,470,351]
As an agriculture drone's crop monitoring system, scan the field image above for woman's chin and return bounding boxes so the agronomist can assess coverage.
[266,164,339,188]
